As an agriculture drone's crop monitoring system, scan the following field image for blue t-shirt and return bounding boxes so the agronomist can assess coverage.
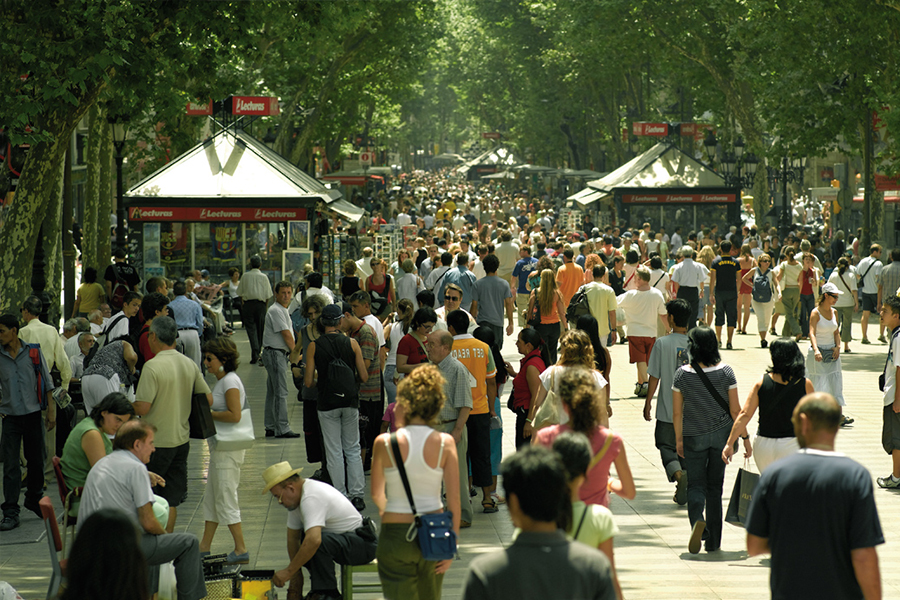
[746,449,883,600]
[512,257,538,294]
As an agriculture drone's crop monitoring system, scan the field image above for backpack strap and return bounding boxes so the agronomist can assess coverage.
[573,504,589,541]
[588,434,615,471]
[27,344,48,410]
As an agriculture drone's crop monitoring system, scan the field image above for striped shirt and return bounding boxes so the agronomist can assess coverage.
[672,363,736,436]
[437,354,473,423]
[881,262,900,298]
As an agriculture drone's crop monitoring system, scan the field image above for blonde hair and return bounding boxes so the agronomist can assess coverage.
[558,367,603,435]
[396,364,446,426]
[697,245,716,268]
[557,330,595,368]
[537,269,558,315]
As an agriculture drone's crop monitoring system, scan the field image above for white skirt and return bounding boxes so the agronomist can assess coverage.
[806,344,844,406]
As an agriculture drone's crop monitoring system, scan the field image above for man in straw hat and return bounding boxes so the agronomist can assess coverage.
[263,461,377,600]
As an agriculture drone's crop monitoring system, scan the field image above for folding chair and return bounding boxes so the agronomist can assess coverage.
[51,456,81,554]
[39,497,67,600]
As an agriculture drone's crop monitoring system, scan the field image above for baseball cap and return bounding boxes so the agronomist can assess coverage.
[321,304,344,321]
[821,282,843,295]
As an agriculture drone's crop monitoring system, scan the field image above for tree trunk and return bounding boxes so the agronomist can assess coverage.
[82,103,102,271]
[42,159,65,328]
[98,124,113,265]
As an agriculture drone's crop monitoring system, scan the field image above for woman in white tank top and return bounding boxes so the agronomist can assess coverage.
[371,365,460,599]
[807,283,846,412]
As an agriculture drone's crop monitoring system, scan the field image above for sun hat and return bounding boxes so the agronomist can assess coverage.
[261,461,304,494]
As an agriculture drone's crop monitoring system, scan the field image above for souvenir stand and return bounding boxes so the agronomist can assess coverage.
[123,126,363,293]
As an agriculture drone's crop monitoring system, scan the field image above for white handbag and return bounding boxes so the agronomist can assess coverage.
[214,404,255,451]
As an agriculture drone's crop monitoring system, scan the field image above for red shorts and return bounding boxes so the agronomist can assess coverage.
[628,336,656,364]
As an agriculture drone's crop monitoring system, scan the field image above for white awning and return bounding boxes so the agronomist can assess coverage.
[325,198,364,223]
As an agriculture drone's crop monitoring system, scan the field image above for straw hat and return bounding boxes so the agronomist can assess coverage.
[261,461,303,494]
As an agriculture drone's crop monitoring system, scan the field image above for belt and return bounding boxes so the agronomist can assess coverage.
[264,347,288,353]
[441,419,457,424]
[178,328,199,332]
[244,298,266,303]
[679,285,698,289]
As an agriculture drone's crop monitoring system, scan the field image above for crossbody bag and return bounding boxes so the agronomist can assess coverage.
[690,361,732,417]
[390,432,458,561]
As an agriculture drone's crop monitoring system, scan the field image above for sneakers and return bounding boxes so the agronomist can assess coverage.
[640,382,649,397]
[350,497,366,512]
[688,520,706,554]
[227,551,250,564]
[673,470,687,506]
[840,416,855,427]
[0,516,19,531]
[879,335,888,343]
[634,382,645,397]
[460,520,472,528]
[491,491,506,504]
[862,338,871,345]
[877,475,900,489]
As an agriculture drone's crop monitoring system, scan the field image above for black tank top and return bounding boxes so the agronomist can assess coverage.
[758,374,806,438]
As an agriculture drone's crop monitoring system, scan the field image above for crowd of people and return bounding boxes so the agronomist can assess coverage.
[1,172,898,599]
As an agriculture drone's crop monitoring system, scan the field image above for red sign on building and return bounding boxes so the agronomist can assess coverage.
[632,122,669,137]
[186,100,213,115]
[875,173,900,191]
[230,96,280,116]
[129,206,307,222]
[622,193,736,204]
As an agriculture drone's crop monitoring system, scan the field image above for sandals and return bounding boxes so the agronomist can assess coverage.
[482,499,499,514]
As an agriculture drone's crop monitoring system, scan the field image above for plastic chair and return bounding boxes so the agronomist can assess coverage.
[39,497,67,600]
[51,456,81,554]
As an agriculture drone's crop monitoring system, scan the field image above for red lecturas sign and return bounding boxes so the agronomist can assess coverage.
[129,206,307,222]
[230,96,280,116]
[622,193,736,204]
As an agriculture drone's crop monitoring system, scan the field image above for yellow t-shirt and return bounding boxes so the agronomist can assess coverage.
[449,335,496,415]
[77,282,106,313]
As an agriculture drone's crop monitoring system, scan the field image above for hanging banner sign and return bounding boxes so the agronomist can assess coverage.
[622,193,736,204]
[129,206,308,222]
[210,222,238,261]
[632,122,669,137]
[160,223,188,263]
[229,96,280,116]
[186,100,213,115]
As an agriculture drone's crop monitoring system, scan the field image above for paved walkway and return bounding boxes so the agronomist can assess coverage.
[3,319,900,599]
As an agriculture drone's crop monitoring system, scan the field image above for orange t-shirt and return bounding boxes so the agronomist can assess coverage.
[449,335,496,414]
[556,262,585,307]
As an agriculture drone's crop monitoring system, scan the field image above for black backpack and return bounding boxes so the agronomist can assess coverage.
[317,335,358,408]
[566,285,592,322]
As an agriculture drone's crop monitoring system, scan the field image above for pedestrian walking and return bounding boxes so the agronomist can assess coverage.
[262,281,300,439]
[237,254,273,364]
[828,256,859,353]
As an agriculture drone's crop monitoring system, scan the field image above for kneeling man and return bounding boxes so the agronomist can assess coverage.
[264,461,378,600]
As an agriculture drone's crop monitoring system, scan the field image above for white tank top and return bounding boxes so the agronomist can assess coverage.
[814,308,838,345]
[385,319,406,367]
[383,425,445,514]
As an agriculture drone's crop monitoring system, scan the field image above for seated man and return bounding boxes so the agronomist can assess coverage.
[77,420,206,600]
[461,446,616,600]
[69,332,95,380]
[264,461,377,600]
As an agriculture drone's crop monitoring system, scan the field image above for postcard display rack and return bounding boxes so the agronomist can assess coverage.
[560,209,583,232]
[325,234,361,297]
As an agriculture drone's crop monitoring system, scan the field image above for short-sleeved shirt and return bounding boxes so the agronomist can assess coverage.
[672,363,736,436]
[473,276,513,327]
[646,333,690,423]
[397,334,428,366]
[286,478,363,533]
[450,335,496,415]
[776,261,803,289]
[535,424,621,507]
[711,255,740,293]
[556,262,585,307]
[570,501,618,548]
[670,258,707,288]
[512,257,538,294]
[263,302,293,351]
[584,282,617,337]
[350,322,380,402]
[617,288,667,338]
[209,372,247,451]
[78,449,154,532]
[104,262,140,292]
[439,266,478,311]
[135,349,211,448]
[745,449,883,600]
[76,282,106,313]
[857,256,883,295]
[437,354,473,423]
[883,328,900,406]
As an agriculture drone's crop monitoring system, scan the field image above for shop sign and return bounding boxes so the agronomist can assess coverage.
[875,173,900,191]
[632,122,669,137]
[622,193,736,204]
[128,206,307,222]
[186,100,213,115]
[481,132,502,139]
[231,96,280,116]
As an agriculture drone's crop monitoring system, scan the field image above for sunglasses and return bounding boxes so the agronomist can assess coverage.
[446,296,461,302]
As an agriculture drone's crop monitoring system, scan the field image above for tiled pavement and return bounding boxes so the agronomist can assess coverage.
[4,319,900,599]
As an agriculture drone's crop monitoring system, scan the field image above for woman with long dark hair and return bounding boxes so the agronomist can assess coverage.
[504,328,549,448]
[673,326,746,554]
[527,269,567,363]
[723,338,812,472]
[827,256,859,353]
[62,508,150,600]
[575,314,612,409]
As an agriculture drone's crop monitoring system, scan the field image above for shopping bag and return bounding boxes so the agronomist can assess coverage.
[725,465,760,527]
[188,392,217,440]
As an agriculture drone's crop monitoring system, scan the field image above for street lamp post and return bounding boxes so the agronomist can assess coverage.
[704,133,759,190]
[108,117,128,253]
[767,156,807,239]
